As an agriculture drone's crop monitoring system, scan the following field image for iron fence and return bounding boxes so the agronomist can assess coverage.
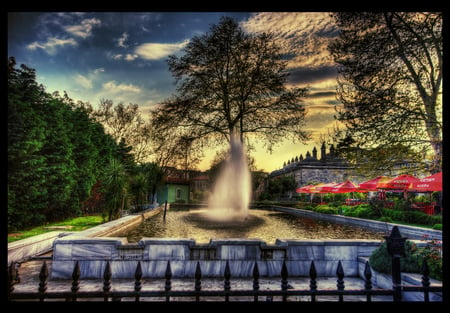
[7,226,442,302]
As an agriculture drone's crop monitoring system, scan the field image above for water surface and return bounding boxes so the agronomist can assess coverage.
[124,208,387,244]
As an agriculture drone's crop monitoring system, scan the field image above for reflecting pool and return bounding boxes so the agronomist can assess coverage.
[123,208,386,244]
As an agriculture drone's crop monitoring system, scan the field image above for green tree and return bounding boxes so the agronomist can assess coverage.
[151,16,309,165]
[8,57,126,229]
[102,158,129,221]
[329,12,442,174]
[8,57,49,229]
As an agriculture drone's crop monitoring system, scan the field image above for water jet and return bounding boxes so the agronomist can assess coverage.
[206,131,251,222]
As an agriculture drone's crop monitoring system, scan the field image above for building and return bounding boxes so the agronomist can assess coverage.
[269,142,365,187]
[157,167,209,204]
[268,142,426,192]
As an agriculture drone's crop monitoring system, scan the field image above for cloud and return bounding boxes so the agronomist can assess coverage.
[242,12,338,69]
[93,67,105,74]
[64,18,101,38]
[135,39,190,60]
[102,80,141,93]
[26,37,77,54]
[73,74,93,89]
[124,54,138,61]
[110,53,138,61]
[117,32,129,48]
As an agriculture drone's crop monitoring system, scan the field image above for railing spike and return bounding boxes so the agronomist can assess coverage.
[364,261,372,302]
[103,261,112,302]
[195,261,202,302]
[281,260,289,302]
[336,260,345,302]
[309,260,317,302]
[71,261,80,301]
[224,261,231,302]
[165,261,172,302]
[134,261,142,302]
[421,258,430,302]
[253,261,260,302]
[38,261,49,302]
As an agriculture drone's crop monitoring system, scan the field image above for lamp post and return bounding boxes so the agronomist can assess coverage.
[385,226,406,302]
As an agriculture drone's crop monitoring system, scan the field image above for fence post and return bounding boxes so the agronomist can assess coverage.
[364,261,372,302]
[309,260,317,302]
[224,261,231,302]
[421,258,430,302]
[103,261,112,302]
[165,261,172,302]
[195,261,202,302]
[281,260,289,302]
[70,261,80,301]
[385,226,406,302]
[163,200,168,220]
[252,262,260,302]
[38,261,48,302]
[336,260,345,302]
[134,261,142,302]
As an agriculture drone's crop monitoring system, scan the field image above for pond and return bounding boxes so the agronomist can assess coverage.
[123,207,387,244]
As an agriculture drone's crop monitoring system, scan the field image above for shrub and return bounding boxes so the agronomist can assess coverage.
[369,240,421,274]
[415,239,443,281]
[369,239,442,280]
[343,204,378,218]
[312,205,338,214]
[432,224,442,230]
[378,216,393,223]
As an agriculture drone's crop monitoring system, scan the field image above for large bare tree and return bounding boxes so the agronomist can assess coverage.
[150,16,309,167]
[93,99,153,164]
[329,12,442,174]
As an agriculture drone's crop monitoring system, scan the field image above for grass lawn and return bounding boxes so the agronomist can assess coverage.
[7,215,105,243]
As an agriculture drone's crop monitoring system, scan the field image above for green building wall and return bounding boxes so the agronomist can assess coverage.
[157,183,190,204]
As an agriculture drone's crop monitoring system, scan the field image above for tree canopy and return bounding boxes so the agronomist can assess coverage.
[151,16,310,167]
[328,12,442,174]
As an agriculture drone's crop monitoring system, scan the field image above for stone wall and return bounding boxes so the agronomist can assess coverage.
[51,237,382,279]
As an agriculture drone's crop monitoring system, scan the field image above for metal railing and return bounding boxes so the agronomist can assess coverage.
[7,227,442,302]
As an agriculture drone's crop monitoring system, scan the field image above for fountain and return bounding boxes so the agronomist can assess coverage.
[49,131,394,279]
[206,131,252,221]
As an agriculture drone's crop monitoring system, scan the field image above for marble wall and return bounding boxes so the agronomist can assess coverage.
[51,236,382,279]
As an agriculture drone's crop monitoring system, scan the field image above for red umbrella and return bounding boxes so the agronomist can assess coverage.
[330,180,359,193]
[358,176,391,191]
[408,171,442,192]
[296,184,315,193]
[376,174,420,190]
[308,183,331,194]
[315,182,339,193]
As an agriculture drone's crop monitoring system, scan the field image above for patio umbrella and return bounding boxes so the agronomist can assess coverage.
[307,183,330,203]
[296,184,316,203]
[315,182,339,193]
[376,174,420,190]
[358,176,391,191]
[330,180,359,193]
[296,184,315,193]
[408,171,442,192]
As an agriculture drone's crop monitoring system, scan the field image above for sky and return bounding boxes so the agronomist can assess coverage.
[8,11,344,173]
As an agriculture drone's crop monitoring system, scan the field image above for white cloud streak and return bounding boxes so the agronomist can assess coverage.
[134,39,189,60]
[242,12,338,69]
[117,32,129,48]
[64,18,101,38]
[26,37,77,54]
[102,80,141,93]
[73,74,93,89]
